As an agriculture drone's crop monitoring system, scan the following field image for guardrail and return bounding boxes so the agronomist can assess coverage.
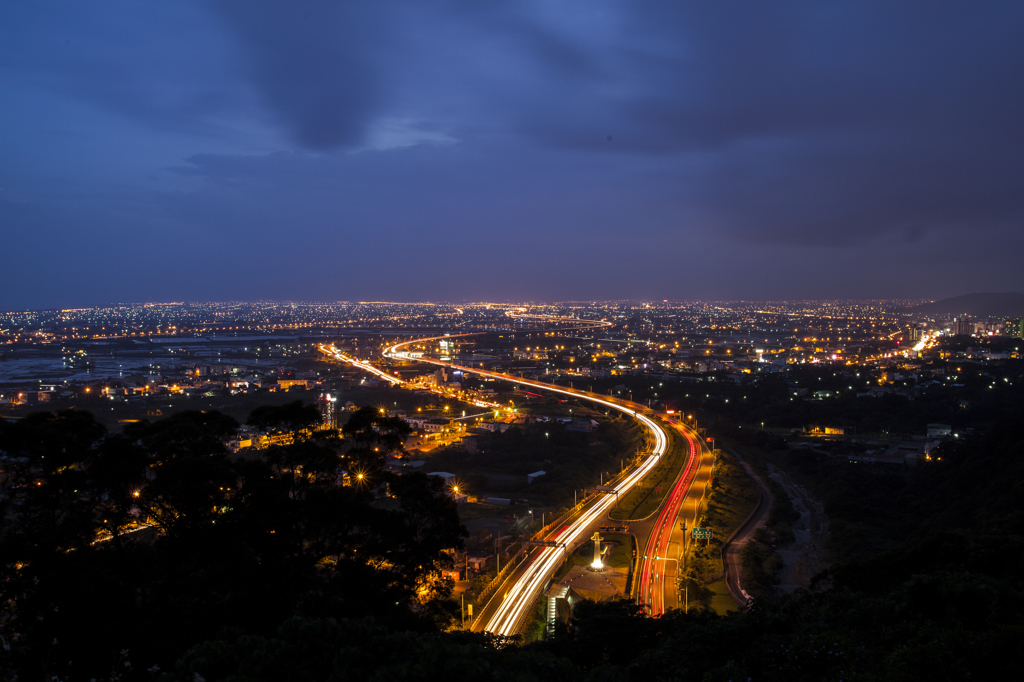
[474,541,525,604]
[467,544,532,631]
[681,446,717,560]
[625,532,639,596]
[471,456,645,633]
[531,449,642,536]
[535,498,589,537]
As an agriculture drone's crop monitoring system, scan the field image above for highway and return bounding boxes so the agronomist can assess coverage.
[381,327,707,634]
[319,343,503,410]
[636,422,698,616]
[319,345,404,385]
[635,419,713,615]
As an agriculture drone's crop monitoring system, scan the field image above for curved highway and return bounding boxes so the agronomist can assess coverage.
[636,420,709,615]
[379,320,705,634]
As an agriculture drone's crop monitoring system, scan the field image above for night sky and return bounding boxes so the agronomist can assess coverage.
[3,1,1023,309]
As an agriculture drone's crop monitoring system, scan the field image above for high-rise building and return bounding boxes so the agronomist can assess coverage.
[317,393,338,429]
[1007,318,1024,339]
[952,318,973,336]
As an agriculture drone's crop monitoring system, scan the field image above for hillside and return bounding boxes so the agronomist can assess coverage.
[911,292,1024,317]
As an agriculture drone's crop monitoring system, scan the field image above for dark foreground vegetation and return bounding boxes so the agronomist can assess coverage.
[3,396,1024,680]
[0,405,464,680]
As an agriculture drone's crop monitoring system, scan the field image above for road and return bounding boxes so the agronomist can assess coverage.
[319,345,404,385]
[468,485,623,636]
[384,332,688,635]
[636,420,705,616]
[340,324,736,623]
[320,343,505,410]
[719,447,772,607]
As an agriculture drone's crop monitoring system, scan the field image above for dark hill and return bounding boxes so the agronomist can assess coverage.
[911,292,1024,317]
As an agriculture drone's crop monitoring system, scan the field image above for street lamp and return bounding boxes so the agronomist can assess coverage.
[653,554,684,611]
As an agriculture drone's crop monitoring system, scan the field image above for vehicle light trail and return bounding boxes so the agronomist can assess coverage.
[319,345,403,385]
[911,333,934,354]
[320,342,503,409]
[636,422,702,616]
[480,401,666,635]
[383,323,674,636]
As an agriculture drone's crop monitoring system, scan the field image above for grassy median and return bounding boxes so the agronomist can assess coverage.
[609,426,688,520]
[684,448,759,611]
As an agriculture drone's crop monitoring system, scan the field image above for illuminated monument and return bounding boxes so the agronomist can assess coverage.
[547,531,626,636]
[589,531,605,571]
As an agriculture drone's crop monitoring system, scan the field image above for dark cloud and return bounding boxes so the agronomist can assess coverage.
[204,1,386,149]
[1,1,1023,308]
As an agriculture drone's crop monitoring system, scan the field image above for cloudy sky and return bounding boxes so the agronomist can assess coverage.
[2,1,1023,309]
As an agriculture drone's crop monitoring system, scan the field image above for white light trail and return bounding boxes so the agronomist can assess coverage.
[384,327,669,636]
[320,345,403,385]
[483,404,666,635]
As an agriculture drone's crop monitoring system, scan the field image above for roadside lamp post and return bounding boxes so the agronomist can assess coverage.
[654,554,683,611]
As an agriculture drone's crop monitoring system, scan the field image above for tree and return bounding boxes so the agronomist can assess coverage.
[0,404,466,679]
[247,400,321,433]
[342,406,411,474]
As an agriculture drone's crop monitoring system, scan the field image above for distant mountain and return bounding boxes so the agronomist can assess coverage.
[911,292,1024,318]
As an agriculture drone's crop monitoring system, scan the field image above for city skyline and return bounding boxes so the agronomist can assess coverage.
[1,298,1021,677]
[4,2,1024,309]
